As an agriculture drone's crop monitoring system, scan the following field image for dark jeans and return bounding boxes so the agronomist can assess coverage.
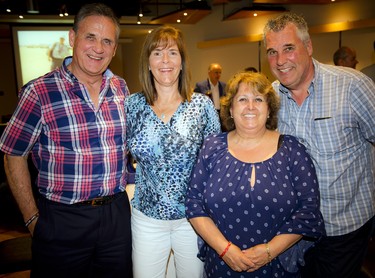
[301,216,375,278]
[31,192,132,278]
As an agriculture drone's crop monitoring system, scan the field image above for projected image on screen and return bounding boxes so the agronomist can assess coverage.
[13,27,73,90]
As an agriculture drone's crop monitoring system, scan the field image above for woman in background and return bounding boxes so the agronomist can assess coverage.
[186,71,325,277]
[125,25,221,278]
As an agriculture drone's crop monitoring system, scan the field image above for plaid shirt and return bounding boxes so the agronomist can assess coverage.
[0,57,129,204]
[273,59,375,236]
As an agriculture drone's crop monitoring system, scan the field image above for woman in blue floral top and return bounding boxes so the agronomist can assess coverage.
[125,25,221,277]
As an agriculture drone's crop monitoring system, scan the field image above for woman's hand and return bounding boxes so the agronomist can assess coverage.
[242,234,302,272]
[188,217,256,272]
[221,242,255,272]
[242,243,270,272]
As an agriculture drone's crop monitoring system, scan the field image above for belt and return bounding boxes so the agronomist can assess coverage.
[74,192,123,206]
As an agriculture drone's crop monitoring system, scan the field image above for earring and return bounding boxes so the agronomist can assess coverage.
[230,115,233,118]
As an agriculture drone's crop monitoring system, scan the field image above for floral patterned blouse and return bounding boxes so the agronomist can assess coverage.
[125,92,221,220]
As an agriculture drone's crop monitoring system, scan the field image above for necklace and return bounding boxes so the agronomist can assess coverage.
[154,102,166,119]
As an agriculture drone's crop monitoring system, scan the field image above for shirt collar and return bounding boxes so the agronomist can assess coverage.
[60,56,114,84]
[209,79,218,89]
[60,56,116,102]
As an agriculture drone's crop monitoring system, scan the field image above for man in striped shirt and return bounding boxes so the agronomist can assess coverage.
[263,13,375,278]
[0,3,132,277]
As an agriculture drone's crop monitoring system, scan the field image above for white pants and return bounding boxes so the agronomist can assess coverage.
[131,208,204,278]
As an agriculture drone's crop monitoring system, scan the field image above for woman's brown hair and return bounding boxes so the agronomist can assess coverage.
[139,25,192,104]
[220,71,280,131]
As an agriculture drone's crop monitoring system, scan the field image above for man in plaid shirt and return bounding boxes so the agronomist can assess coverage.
[0,3,132,277]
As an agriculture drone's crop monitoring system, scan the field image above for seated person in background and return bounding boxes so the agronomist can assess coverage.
[194,63,226,111]
[186,71,325,277]
[333,46,358,69]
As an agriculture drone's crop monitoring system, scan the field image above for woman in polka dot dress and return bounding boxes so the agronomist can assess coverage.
[185,72,325,277]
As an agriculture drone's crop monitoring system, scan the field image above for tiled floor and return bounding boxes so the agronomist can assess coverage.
[0,226,30,278]
[0,183,31,278]
[0,271,30,278]
[0,227,29,243]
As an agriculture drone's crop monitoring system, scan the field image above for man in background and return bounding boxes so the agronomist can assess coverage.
[0,3,132,277]
[47,36,71,70]
[263,12,375,278]
[194,63,226,111]
[333,46,358,69]
[361,40,375,82]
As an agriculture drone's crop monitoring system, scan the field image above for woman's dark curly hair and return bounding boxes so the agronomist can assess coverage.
[220,71,280,132]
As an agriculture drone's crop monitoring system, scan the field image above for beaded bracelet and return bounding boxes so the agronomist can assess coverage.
[265,242,272,263]
[219,241,232,258]
[25,211,39,227]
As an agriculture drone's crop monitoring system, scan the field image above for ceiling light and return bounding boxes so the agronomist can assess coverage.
[149,0,211,25]
[224,5,287,21]
[138,3,143,18]
[59,4,68,17]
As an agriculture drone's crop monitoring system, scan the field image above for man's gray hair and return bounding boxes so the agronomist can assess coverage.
[263,13,310,47]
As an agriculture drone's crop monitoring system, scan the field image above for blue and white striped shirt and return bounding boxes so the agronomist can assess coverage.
[273,59,375,236]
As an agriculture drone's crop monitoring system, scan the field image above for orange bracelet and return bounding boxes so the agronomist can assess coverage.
[219,241,232,258]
